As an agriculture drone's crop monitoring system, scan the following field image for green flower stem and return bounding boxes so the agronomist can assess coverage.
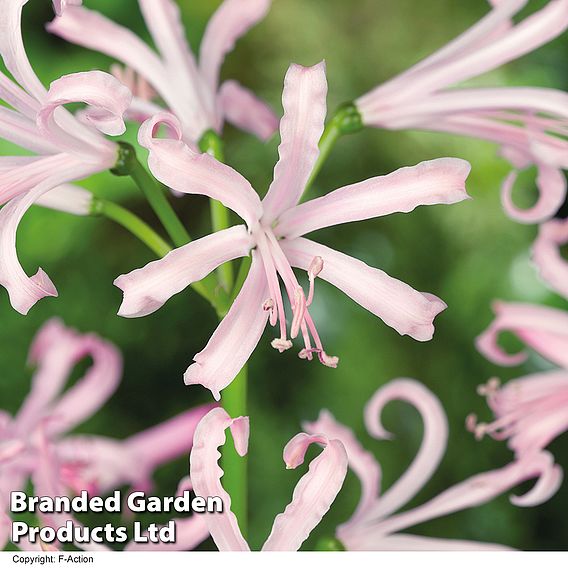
[221,365,248,538]
[197,130,249,535]
[91,198,172,258]
[199,130,234,292]
[112,142,191,248]
[305,101,364,194]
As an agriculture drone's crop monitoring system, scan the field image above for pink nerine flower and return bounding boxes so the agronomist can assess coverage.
[0,319,213,552]
[0,0,131,314]
[532,218,568,299]
[189,407,348,551]
[48,0,278,145]
[468,302,568,461]
[304,378,562,551]
[114,62,471,400]
[355,0,568,224]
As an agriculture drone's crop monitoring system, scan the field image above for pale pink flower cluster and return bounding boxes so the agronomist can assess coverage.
[0,319,213,551]
[356,0,568,224]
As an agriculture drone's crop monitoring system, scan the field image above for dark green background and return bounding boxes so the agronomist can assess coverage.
[1,0,567,550]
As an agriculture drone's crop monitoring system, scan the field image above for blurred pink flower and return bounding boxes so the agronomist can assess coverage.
[0,0,132,314]
[48,0,278,144]
[114,62,471,400]
[532,218,568,299]
[356,0,568,224]
[0,319,213,552]
[189,407,347,551]
[469,302,568,462]
[304,378,562,551]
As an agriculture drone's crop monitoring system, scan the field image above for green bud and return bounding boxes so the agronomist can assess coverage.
[111,142,138,176]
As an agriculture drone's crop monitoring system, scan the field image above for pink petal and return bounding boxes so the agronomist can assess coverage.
[275,158,471,239]
[124,404,216,476]
[37,71,130,158]
[114,225,253,318]
[199,0,271,93]
[46,335,121,436]
[533,218,568,299]
[139,113,263,228]
[281,238,447,341]
[363,378,448,521]
[219,80,278,141]
[302,409,381,526]
[47,6,168,103]
[261,62,328,224]
[184,251,268,400]
[0,70,40,119]
[0,108,57,154]
[0,0,46,101]
[34,184,92,216]
[137,0,214,139]
[261,433,348,551]
[501,165,566,224]
[52,0,82,17]
[476,301,568,368]
[373,451,561,537]
[189,407,250,551]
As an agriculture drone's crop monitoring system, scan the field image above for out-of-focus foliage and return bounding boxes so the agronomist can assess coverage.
[1,0,566,551]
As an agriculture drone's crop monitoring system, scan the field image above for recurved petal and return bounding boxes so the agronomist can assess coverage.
[184,251,268,401]
[0,0,46,101]
[52,0,82,16]
[47,6,168,99]
[189,407,250,551]
[281,238,447,341]
[275,158,470,239]
[139,113,263,227]
[363,379,448,521]
[219,80,278,141]
[261,433,348,551]
[302,409,381,526]
[200,0,272,92]
[476,301,568,368]
[115,225,253,318]
[532,218,568,299]
[261,62,328,224]
[501,165,566,224]
[372,451,561,538]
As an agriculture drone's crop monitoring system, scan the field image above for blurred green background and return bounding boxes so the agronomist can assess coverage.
[1,0,567,551]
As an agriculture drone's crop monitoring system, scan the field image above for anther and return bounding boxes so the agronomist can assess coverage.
[271,338,293,353]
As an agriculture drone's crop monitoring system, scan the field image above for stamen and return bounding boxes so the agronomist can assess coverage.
[290,287,306,339]
[263,298,277,326]
[271,338,293,353]
[477,377,501,397]
[307,256,324,306]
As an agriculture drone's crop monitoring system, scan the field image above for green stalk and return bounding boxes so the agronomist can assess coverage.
[199,130,234,292]
[304,101,364,194]
[111,142,191,248]
[221,365,248,538]
[91,198,172,258]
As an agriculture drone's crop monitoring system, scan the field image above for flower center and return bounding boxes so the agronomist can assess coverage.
[253,227,338,368]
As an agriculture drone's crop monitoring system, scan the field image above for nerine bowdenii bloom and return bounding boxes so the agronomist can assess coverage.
[114,62,471,400]
[0,0,132,314]
[0,319,213,551]
[469,302,568,466]
[304,378,562,550]
[189,407,347,551]
[356,0,568,224]
[48,0,278,145]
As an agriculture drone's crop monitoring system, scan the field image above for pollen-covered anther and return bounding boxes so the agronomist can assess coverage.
[477,377,501,397]
[319,351,339,368]
[271,338,293,353]
[466,413,488,441]
[298,348,312,360]
[306,256,324,306]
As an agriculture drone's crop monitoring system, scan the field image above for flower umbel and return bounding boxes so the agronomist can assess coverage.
[356,0,568,223]
[304,378,562,550]
[113,62,471,400]
[48,0,278,145]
